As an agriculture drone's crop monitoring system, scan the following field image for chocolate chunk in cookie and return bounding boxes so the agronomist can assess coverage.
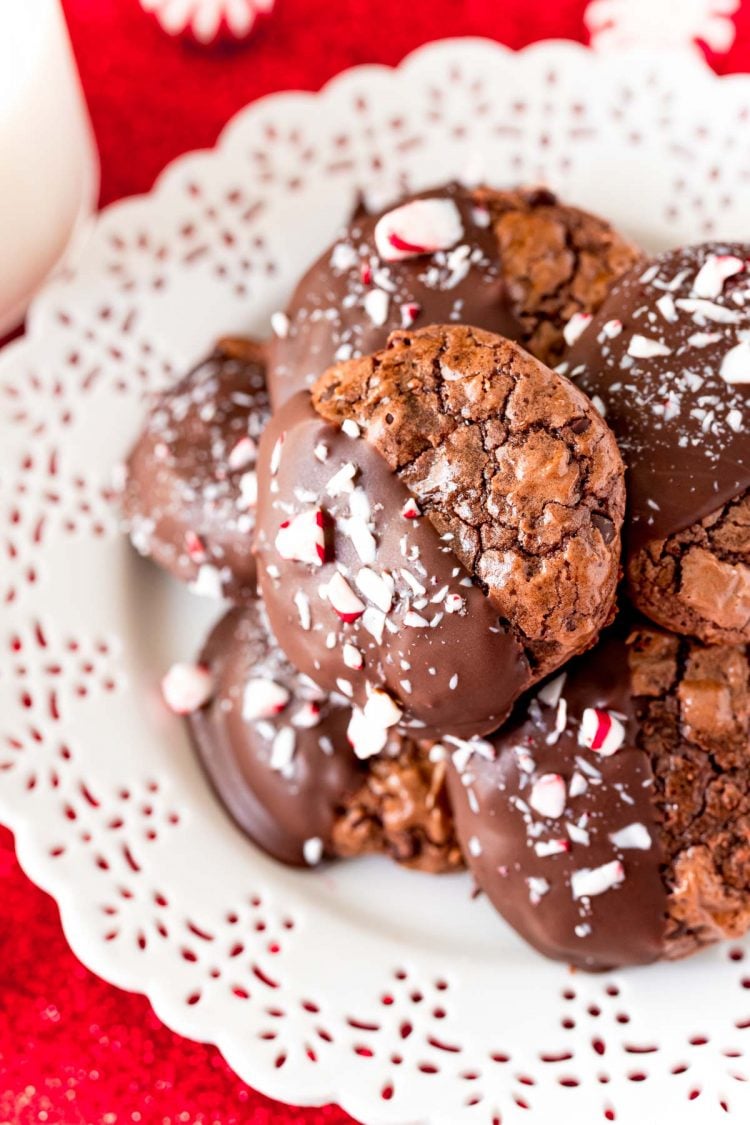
[255,324,625,745]
[565,245,750,643]
[446,619,750,970]
[267,183,641,408]
[188,603,461,872]
[123,337,270,601]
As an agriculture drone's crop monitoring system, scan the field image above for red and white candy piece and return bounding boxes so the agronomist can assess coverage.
[578,708,625,756]
[571,859,625,900]
[327,572,366,622]
[347,707,388,759]
[373,198,463,262]
[161,663,213,714]
[275,509,328,566]
[342,642,364,670]
[692,254,744,299]
[563,311,592,347]
[291,701,322,729]
[242,677,291,721]
[720,340,750,385]
[534,838,570,857]
[228,436,256,471]
[184,530,207,563]
[529,773,566,819]
[401,498,421,520]
[400,302,421,328]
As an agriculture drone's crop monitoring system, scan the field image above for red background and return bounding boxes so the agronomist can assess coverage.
[3,1,750,1122]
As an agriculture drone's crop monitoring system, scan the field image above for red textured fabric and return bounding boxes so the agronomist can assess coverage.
[4,1,750,1121]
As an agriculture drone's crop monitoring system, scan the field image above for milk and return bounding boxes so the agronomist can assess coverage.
[0,0,98,335]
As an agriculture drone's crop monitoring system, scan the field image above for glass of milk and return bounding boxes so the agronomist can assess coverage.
[0,0,98,336]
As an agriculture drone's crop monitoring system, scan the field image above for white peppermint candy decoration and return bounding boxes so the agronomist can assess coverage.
[529,773,567,819]
[161,663,213,714]
[720,339,750,384]
[578,708,626,755]
[347,707,388,759]
[692,253,744,298]
[326,572,366,623]
[275,509,328,566]
[242,677,291,721]
[374,198,463,262]
[140,0,275,45]
[571,859,625,900]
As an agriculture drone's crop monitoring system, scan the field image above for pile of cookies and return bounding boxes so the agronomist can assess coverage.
[123,184,749,970]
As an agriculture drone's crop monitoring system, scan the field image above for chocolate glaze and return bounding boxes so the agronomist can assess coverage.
[123,338,270,601]
[446,626,667,970]
[255,392,531,740]
[267,183,518,409]
[188,604,364,866]
[565,244,750,551]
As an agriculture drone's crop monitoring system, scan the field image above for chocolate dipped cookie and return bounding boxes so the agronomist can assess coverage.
[187,603,461,872]
[267,183,641,407]
[446,620,750,970]
[123,337,270,601]
[565,245,750,644]
[255,324,625,747]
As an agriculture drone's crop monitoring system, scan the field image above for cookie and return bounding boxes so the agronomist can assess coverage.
[332,741,463,873]
[255,324,625,746]
[446,620,750,970]
[267,183,641,408]
[565,244,750,644]
[187,603,460,872]
[123,337,270,601]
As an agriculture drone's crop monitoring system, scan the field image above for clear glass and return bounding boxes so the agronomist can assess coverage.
[0,0,99,335]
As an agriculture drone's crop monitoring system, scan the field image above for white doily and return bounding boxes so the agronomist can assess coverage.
[3,39,750,1125]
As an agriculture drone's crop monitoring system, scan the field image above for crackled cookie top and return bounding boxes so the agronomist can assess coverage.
[255,325,624,746]
[267,183,641,407]
[312,324,625,676]
[123,337,270,601]
[565,244,750,551]
[446,620,750,970]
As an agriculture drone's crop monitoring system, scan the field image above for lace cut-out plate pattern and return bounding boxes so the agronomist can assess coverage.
[2,39,750,1124]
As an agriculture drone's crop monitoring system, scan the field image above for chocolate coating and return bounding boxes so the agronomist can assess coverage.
[188,604,362,866]
[564,244,750,643]
[447,620,750,969]
[268,183,641,408]
[123,338,270,601]
[255,390,531,740]
[312,324,626,679]
[189,604,463,872]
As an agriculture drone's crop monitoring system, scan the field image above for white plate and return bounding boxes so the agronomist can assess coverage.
[2,38,750,1125]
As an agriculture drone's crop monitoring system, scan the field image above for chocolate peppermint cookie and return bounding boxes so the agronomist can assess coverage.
[123,337,270,601]
[446,620,750,970]
[565,245,750,644]
[255,324,625,746]
[267,183,641,408]
[186,604,461,871]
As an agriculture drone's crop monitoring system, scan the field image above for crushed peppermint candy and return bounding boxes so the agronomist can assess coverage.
[363,686,403,729]
[302,836,324,865]
[275,509,328,566]
[578,708,626,756]
[243,677,290,721]
[227,435,256,471]
[720,339,750,384]
[326,572,366,622]
[609,822,651,850]
[342,642,364,670]
[563,311,592,347]
[692,254,744,299]
[401,302,421,327]
[527,876,550,905]
[401,498,421,519]
[270,726,296,772]
[627,334,672,359]
[270,311,290,338]
[373,198,464,262]
[529,773,566,819]
[571,860,625,900]
[347,706,388,759]
[363,287,390,327]
[161,663,213,714]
